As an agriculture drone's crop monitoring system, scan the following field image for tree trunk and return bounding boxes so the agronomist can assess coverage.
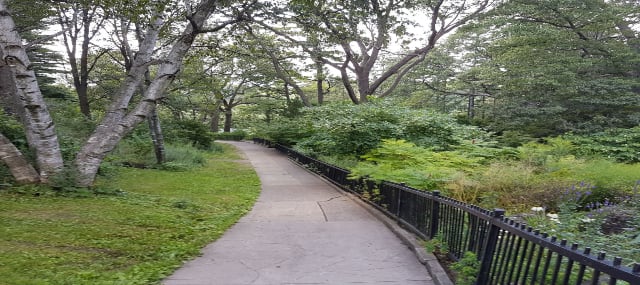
[78,6,92,118]
[0,0,64,181]
[59,4,101,119]
[0,31,40,184]
[147,105,165,164]
[468,94,475,120]
[316,59,324,105]
[0,133,40,184]
[209,105,222,132]
[223,110,232,132]
[0,65,19,115]
[283,82,291,103]
[73,0,222,187]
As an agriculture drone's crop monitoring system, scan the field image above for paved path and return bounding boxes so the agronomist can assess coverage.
[163,141,434,285]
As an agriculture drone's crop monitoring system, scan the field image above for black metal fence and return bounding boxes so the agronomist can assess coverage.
[255,139,640,285]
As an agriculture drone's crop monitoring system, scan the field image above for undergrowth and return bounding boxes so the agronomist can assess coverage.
[0,144,260,285]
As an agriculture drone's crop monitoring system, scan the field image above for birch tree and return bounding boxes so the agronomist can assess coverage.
[0,0,251,187]
[0,0,64,182]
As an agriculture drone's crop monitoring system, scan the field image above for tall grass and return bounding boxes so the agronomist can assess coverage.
[108,141,223,170]
[452,158,640,212]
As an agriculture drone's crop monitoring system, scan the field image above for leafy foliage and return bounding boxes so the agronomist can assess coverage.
[564,127,640,163]
[212,130,247,141]
[451,252,481,285]
[258,118,314,146]
[524,191,640,264]
[264,100,491,156]
[350,139,482,190]
[164,120,215,149]
[0,110,27,150]
[403,0,640,137]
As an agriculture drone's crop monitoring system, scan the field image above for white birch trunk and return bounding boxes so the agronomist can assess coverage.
[74,0,221,186]
[0,0,63,181]
[0,133,40,184]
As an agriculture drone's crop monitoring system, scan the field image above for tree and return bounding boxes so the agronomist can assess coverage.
[241,25,314,107]
[0,0,252,186]
[455,0,640,135]
[0,0,65,182]
[55,0,109,118]
[254,0,496,104]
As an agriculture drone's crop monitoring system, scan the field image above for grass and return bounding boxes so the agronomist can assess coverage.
[0,143,260,285]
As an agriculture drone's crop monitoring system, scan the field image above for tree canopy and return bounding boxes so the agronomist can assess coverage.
[1,0,639,187]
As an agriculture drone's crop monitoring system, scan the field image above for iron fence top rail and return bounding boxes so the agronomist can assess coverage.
[275,143,351,173]
[381,181,495,220]
[494,218,640,283]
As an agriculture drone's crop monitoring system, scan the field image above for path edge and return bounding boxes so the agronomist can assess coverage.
[284,154,454,285]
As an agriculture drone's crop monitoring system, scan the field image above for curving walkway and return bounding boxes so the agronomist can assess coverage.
[163,141,434,285]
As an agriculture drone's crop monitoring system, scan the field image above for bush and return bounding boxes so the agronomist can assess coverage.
[563,126,640,163]
[451,252,480,285]
[109,133,155,167]
[350,139,483,190]
[0,110,27,150]
[212,130,247,141]
[278,100,492,157]
[260,118,314,146]
[462,150,639,211]
[46,98,96,161]
[108,137,213,171]
[164,120,214,149]
[162,144,209,167]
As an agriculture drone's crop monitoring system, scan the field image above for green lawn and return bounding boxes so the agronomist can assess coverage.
[0,143,260,285]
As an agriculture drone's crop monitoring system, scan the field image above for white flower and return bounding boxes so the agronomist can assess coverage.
[531,207,545,212]
[546,213,559,219]
[581,218,595,223]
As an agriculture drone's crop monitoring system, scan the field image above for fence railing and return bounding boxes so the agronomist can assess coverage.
[254,138,640,285]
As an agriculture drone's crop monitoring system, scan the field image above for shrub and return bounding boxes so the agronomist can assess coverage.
[517,137,575,167]
[466,161,570,210]
[451,252,480,285]
[350,139,483,190]
[400,110,487,150]
[463,154,639,211]
[108,138,213,171]
[569,159,640,202]
[213,130,247,141]
[164,120,214,149]
[162,144,209,167]
[280,100,492,157]
[109,133,154,166]
[563,126,640,163]
[0,110,27,150]
[260,118,314,146]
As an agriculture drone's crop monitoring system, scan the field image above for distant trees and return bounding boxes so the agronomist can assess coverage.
[254,0,497,104]
[399,0,640,136]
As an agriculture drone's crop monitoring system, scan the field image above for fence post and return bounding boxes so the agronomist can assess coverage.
[476,209,505,285]
[429,191,441,239]
[396,183,405,216]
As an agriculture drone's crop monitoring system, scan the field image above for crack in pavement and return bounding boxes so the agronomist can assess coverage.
[239,260,260,284]
[316,195,343,222]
